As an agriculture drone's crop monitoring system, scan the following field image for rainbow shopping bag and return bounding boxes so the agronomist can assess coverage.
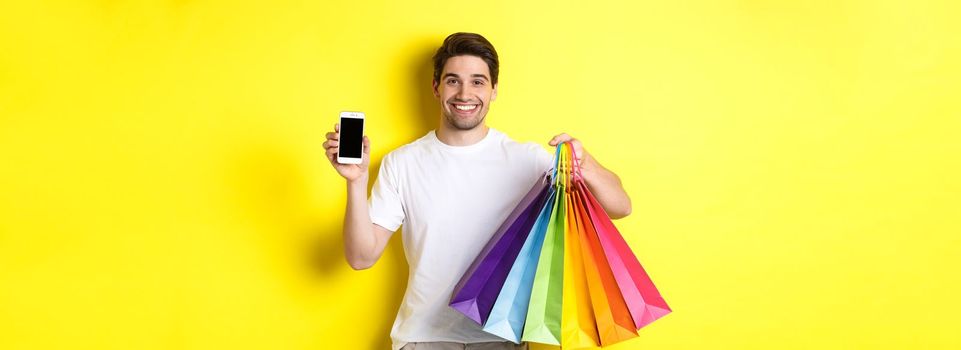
[521,169,565,345]
[450,176,550,325]
[561,154,600,349]
[579,179,672,330]
[451,141,671,348]
[574,184,639,345]
[482,186,556,342]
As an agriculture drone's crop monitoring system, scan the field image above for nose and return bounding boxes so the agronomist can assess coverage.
[453,85,470,101]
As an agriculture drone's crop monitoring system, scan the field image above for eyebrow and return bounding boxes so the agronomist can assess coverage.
[443,73,490,81]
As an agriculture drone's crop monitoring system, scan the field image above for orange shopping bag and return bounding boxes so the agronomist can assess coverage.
[560,144,599,349]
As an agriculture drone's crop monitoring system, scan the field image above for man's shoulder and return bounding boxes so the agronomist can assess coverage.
[493,130,554,173]
[495,130,550,156]
[380,132,434,165]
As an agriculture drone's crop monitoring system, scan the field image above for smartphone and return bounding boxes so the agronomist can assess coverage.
[337,111,365,164]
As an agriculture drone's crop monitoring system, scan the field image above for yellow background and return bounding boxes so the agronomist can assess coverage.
[2,0,959,349]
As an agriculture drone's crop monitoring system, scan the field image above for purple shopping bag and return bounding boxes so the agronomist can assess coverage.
[450,175,551,324]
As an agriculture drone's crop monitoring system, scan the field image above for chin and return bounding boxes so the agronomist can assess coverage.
[446,114,485,130]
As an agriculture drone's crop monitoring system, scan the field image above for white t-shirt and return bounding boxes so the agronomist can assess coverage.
[368,128,553,349]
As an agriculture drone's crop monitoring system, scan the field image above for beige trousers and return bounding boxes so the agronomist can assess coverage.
[399,341,529,350]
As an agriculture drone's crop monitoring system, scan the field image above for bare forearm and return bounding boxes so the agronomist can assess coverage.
[343,176,379,269]
[581,158,632,219]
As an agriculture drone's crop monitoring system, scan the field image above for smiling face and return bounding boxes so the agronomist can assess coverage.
[432,55,498,130]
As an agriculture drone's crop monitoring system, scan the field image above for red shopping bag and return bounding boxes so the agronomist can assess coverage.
[578,180,672,330]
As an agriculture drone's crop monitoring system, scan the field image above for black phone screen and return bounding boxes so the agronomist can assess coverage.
[339,117,364,158]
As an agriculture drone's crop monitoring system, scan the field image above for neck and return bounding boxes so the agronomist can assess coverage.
[435,121,490,146]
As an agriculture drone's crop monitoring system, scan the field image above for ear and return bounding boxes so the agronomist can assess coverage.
[491,83,498,101]
[432,80,440,99]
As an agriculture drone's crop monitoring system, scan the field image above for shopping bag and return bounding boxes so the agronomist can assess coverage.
[560,150,600,349]
[450,175,550,325]
[453,141,671,347]
[573,184,639,345]
[521,145,569,345]
[482,186,557,342]
[578,179,672,330]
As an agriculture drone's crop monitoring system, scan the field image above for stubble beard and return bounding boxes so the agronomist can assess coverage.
[444,108,486,131]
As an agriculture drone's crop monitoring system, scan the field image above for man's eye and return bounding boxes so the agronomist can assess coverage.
[473,80,484,86]
[447,79,458,85]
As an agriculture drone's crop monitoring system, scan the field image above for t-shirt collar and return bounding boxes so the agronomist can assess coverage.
[428,128,499,154]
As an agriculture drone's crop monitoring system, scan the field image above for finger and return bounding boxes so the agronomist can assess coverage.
[334,123,340,133]
[324,146,336,163]
[362,136,371,155]
[326,147,338,159]
[324,140,339,148]
[548,133,573,146]
[571,139,584,153]
[570,140,588,165]
[553,133,572,145]
[326,131,338,141]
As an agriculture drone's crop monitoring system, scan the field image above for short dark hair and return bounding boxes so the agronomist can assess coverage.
[432,32,499,85]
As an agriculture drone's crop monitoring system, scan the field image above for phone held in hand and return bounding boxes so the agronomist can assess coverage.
[337,111,365,165]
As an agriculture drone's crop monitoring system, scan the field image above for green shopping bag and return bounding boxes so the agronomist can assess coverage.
[521,144,568,345]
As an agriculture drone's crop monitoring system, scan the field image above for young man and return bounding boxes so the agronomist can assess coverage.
[323,33,632,350]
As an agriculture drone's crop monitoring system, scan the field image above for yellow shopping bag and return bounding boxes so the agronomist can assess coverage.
[561,145,599,349]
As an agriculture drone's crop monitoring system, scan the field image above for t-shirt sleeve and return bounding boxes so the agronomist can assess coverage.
[368,153,405,232]
[522,143,553,186]
[534,144,554,175]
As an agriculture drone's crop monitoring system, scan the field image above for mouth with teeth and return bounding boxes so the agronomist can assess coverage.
[450,102,480,116]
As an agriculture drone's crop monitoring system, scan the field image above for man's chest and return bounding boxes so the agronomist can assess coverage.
[396,156,540,227]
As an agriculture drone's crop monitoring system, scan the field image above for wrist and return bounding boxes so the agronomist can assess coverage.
[578,157,600,181]
[347,174,369,188]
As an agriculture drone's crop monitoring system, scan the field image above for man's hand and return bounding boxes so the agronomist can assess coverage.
[549,133,594,175]
[548,132,633,219]
[324,123,371,182]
